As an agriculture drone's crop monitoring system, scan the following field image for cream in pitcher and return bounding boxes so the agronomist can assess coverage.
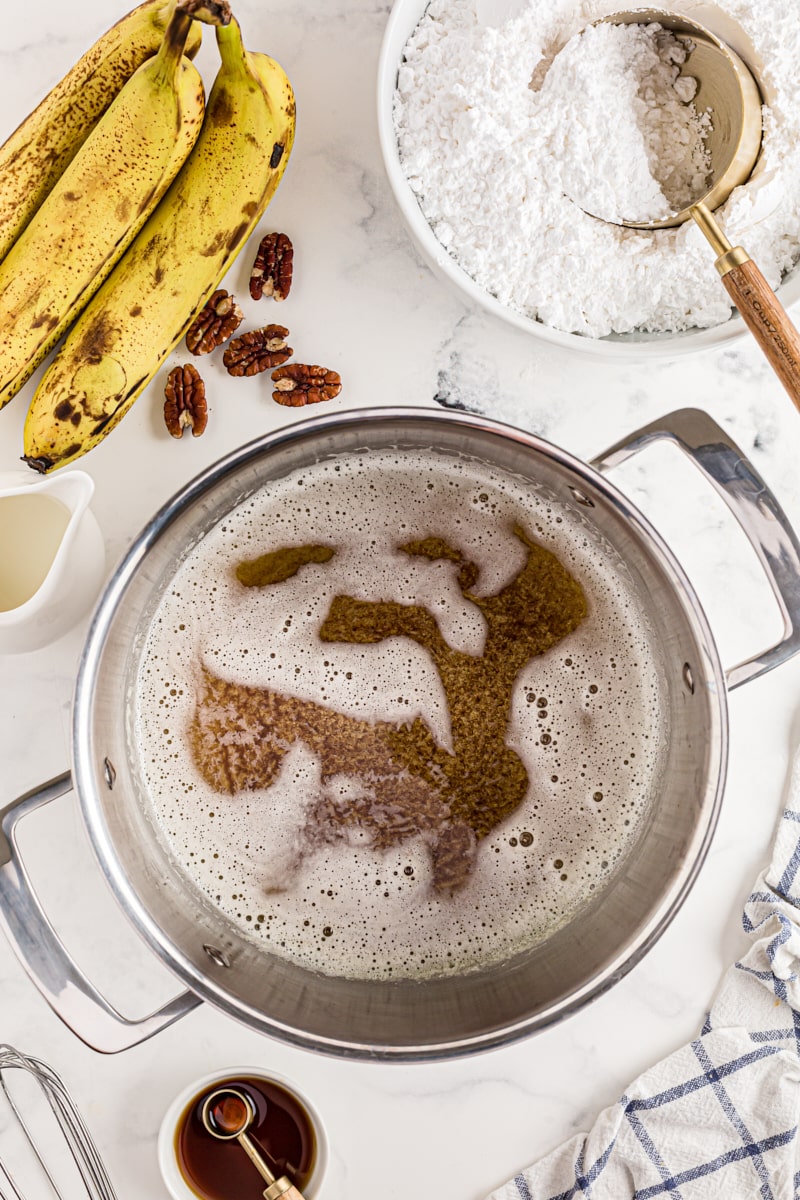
[0,470,105,654]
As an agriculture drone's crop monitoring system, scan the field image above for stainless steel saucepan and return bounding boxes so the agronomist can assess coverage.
[1,406,799,1058]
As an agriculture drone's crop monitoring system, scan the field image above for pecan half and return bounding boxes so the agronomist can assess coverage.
[223,326,292,376]
[250,232,293,301]
[271,363,342,407]
[164,364,208,438]
[185,289,243,355]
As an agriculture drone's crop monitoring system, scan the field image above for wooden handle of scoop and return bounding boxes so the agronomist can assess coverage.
[719,257,800,413]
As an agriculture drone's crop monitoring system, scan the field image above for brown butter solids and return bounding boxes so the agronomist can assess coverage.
[190,524,586,892]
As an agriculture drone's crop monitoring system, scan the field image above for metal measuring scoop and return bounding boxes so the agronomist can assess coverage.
[200,1087,307,1200]
[595,9,800,410]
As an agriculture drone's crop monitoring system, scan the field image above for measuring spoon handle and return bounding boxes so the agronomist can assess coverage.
[237,1131,307,1200]
[690,203,800,413]
[263,1181,306,1200]
[719,256,800,412]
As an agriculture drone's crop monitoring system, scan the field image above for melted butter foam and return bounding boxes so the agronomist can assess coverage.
[133,450,667,980]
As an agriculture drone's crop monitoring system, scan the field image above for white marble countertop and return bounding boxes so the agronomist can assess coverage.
[1,2,800,1198]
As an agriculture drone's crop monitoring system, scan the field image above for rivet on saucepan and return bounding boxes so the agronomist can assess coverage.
[103,758,116,789]
[568,486,595,508]
[682,662,695,694]
[203,944,231,968]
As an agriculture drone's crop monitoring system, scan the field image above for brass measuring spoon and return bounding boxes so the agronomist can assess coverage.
[200,1087,307,1200]
[595,10,800,411]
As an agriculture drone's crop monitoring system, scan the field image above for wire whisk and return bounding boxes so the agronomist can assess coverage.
[0,1046,116,1200]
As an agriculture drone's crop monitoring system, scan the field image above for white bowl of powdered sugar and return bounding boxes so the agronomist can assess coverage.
[377,0,800,354]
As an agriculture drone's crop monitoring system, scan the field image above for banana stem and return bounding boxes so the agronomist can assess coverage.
[153,6,195,83]
[181,1,232,27]
[215,17,249,77]
[154,0,231,84]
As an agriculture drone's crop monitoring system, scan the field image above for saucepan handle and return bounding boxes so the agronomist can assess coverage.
[590,406,800,690]
[0,772,201,1053]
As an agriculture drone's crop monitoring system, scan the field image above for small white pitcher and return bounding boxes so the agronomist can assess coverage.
[0,469,105,655]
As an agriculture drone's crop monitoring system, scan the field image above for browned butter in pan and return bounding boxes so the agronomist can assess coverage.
[175,1075,316,1199]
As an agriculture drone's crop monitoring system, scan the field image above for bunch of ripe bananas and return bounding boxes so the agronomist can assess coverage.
[0,0,295,472]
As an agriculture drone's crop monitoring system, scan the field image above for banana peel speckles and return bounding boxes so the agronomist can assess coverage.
[0,1,202,265]
[24,17,295,474]
[0,3,210,414]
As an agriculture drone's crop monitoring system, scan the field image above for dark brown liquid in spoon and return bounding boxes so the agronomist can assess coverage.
[176,1076,316,1200]
[208,1092,251,1134]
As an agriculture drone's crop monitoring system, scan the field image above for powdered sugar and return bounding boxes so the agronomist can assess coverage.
[544,22,711,224]
[393,0,800,337]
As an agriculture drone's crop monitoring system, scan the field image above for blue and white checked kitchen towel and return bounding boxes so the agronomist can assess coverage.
[488,749,800,1199]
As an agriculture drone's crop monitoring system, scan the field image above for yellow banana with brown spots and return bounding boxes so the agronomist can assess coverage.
[0,1,202,264]
[24,16,295,473]
[0,2,231,413]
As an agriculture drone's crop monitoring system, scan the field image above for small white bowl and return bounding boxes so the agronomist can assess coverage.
[158,1066,329,1200]
[376,0,800,358]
